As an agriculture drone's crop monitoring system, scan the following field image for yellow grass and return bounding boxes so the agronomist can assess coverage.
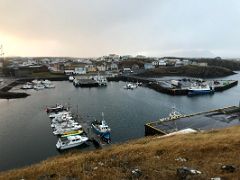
[1,126,240,180]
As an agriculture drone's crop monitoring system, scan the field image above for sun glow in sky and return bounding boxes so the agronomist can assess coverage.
[1,0,240,57]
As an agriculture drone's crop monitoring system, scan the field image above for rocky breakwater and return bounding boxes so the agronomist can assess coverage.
[0,79,29,99]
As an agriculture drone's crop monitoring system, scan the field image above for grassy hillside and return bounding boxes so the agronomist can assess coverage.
[1,126,240,179]
[138,65,235,78]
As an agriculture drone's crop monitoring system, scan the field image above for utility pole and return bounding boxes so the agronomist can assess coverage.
[0,45,4,60]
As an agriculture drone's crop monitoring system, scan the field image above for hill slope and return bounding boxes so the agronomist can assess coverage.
[1,126,240,179]
[138,65,235,78]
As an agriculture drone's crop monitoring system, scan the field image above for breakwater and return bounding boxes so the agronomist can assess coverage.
[108,76,238,96]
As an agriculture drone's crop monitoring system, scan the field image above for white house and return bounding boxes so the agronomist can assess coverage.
[97,65,106,71]
[175,60,184,67]
[159,60,167,66]
[110,63,118,70]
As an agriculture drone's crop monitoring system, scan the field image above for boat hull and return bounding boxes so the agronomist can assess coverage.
[91,124,111,142]
[188,90,214,96]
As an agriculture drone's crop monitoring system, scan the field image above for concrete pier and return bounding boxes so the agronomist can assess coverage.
[145,106,240,136]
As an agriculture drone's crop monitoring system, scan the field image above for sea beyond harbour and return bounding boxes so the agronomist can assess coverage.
[0,73,240,171]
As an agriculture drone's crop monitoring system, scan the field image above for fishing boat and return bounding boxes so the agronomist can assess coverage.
[94,74,107,86]
[41,80,55,88]
[53,124,83,135]
[32,79,42,84]
[159,106,183,122]
[44,83,55,88]
[33,84,45,90]
[21,82,33,89]
[188,84,214,96]
[61,130,83,137]
[48,111,71,118]
[124,83,137,90]
[91,112,111,143]
[69,76,74,82]
[56,135,88,150]
[46,104,66,113]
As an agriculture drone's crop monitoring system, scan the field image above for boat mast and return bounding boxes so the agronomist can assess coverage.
[102,112,104,121]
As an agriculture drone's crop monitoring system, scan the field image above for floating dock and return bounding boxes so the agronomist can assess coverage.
[145,106,240,136]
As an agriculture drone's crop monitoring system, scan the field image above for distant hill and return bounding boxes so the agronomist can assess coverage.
[138,65,235,78]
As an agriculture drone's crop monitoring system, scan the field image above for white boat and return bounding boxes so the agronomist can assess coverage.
[69,76,74,82]
[159,106,183,122]
[168,107,183,120]
[34,84,45,90]
[136,82,142,86]
[41,80,55,88]
[44,83,55,88]
[21,82,33,89]
[124,83,137,90]
[56,135,88,150]
[32,79,42,84]
[51,120,78,128]
[52,122,82,130]
[46,104,67,113]
[53,125,83,135]
[41,80,52,84]
[94,74,107,86]
[48,111,71,118]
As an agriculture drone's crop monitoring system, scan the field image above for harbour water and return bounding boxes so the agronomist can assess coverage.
[0,73,240,171]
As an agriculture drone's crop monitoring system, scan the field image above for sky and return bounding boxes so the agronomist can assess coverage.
[0,0,240,58]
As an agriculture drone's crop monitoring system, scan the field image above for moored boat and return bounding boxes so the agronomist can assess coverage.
[21,82,33,89]
[69,76,74,82]
[56,135,88,150]
[188,84,214,96]
[94,74,107,86]
[44,83,55,88]
[61,130,83,137]
[91,112,111,143]
[124,83,137,90]
[33,84,45,90]
[46,104,66,113]
[53,124,83,135]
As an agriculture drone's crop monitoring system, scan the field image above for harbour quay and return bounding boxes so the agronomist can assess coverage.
[147,79,238,96]
[145,106,240,136]
[108,75,238,96]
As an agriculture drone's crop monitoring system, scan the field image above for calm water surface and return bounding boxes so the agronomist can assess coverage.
[0,73,240,171]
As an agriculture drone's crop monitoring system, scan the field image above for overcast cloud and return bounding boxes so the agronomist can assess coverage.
[0,0,240,57]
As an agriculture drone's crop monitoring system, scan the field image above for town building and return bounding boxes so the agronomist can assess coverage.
[144,63,154,70]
